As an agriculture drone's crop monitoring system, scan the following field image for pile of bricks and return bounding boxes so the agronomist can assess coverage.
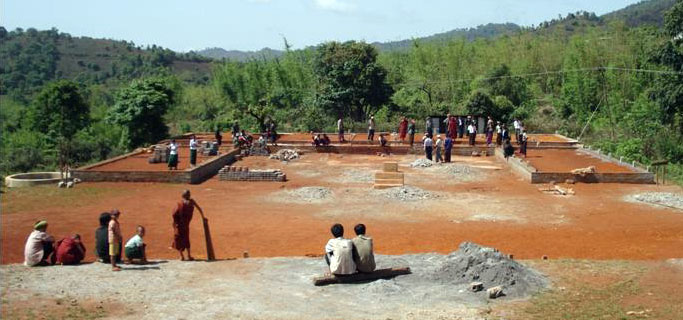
[201,141,219,156]
[249,140,270,156]
[374,162,405,189]
[148,144,169,163]
[218,166,286,182]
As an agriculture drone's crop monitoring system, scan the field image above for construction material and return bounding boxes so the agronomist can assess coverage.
[376,185,439,201]
[218,166,286,182]
[571,166,596,176]
[410,158,433,168]
[202,218,216,261]
[147,144,169,163]
[313,267,411,286]
[539,185,575,196]
[628,192,683,211]
[249,140,270,156]
[374,161,405,189]
[269,149,300,161]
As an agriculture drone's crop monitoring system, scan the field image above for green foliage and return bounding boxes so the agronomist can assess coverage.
[28,80,90,140]
[0,129,51,174]
[313,41,393,121]
[107,77,176,149]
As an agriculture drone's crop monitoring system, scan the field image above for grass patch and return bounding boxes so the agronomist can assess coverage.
[1,184,127,214]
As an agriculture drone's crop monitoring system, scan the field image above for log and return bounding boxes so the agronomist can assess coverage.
[313,267,411,286]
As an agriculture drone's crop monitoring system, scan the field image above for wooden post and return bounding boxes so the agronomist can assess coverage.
[202,218,216,261]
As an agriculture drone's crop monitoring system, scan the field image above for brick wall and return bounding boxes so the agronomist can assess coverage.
[218,166,286,182]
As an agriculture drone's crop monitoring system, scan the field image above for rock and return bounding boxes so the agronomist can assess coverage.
[469,282,483,292]
[57,181,66,188]
[565,179,575,184]
[410,158,433,168]
[487,286,504,299]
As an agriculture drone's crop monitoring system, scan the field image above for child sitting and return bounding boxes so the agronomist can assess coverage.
[124,225,147,264]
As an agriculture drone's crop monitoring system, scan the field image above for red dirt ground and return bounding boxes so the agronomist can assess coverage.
[87,146,217,172]
[3,152,682,265]
[524,149,637,173]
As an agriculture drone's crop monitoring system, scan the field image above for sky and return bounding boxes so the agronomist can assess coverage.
[2,0,642,52]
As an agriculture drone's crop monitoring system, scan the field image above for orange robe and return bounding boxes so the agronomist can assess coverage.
[172,201,194,250]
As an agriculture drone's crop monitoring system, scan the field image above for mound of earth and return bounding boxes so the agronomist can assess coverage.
[629,192,683,211]
[427,242,548,298]
[375,186,439,202]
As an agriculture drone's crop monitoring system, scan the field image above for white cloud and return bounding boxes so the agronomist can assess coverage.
[314,0,356,13]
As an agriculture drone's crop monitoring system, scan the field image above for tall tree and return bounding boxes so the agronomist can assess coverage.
[107,77,176,149]
[313,41,393,121]
[28,80,90,176]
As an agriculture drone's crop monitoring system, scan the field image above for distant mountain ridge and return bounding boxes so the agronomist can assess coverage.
[196,0,675,61]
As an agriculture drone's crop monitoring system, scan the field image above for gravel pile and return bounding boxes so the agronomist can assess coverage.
[427,242,548,298]
[269,149,300,161]
[338,169,374,183]
[376,186,439,202]
[283,186,332,203]
[410,158,433,168]
[430,164,483,182]
[630,192,683,211]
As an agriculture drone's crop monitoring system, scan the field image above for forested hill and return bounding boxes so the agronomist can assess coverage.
[0,27,213,96]
[604,0,677,26]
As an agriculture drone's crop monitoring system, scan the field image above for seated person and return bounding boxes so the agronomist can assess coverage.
[321,134,331,146]
[96,212,121,263]
[124,225,147,264]
[55,234,86,265]
[324,223,356,275]
[378,134,387,147]
[352,224,376,273]
[24,220,55,266]
[312,132,321,147]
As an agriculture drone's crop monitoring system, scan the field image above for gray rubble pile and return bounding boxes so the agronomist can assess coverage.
[249,140,270,156]
[426,242,548,298]
[377,186,439,202]
[283,186,332,202]
[630,192,683,210]
[269,149,300,161]
[410,158,433,168]
[218,166,286,182]
[147,144,169,163]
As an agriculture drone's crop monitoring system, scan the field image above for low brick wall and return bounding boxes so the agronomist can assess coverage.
[73,149,240,184]
[271,144,495,156]
[218,166,286,182]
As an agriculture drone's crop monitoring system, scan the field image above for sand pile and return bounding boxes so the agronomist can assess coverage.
[427,242,548,298]
[629,192,683,211]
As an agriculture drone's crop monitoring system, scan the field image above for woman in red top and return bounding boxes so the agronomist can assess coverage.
[172,190,205,261]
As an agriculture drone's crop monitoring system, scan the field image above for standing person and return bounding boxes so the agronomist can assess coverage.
[168,139,179,171]
[503,139,515,161]
[408,119,416,147]
[231,121,240,139]
[448,114,457,139]
[425,117,433,138]
[351,224,375,273]
[324,223,356,275]
[501,124,511,142]
[513,118,520,143]
[520,128,529,157]
[435,135,443,163]
[495,121,502,146]
[423,134,434,160]
[55,234,86,265]
[215,129,223,147]
[467,122,477,146]
[108,210,123,271]
[457,116,465,139]
[172,190,205,261]
[367,115,375,142]
[269,120,278,146]
[444,135,453,163]
[189,135,198,168]
[485,118,494,146]
[398,117,408,142]
[337,117,345,143]
[125,225,147,264]
[24,220,55,266]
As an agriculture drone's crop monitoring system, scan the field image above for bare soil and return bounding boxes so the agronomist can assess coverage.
[524,149,636,173]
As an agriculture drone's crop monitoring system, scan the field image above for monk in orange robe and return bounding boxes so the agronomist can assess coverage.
[398,117,408,142]
[172,190,205,261]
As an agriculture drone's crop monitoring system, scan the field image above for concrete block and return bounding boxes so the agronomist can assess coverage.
[383,162,399,172]
[375,172,404,180]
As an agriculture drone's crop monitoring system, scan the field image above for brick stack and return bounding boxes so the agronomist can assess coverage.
[201,141,219,156]
[148,144,169,163]
[249,140,270,156]
[218,166,286,182]
[373,162,405,189]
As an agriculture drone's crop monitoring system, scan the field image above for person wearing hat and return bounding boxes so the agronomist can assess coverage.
[24,220,55,266]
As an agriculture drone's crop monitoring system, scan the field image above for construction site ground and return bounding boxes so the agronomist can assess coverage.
[2,150,682,319]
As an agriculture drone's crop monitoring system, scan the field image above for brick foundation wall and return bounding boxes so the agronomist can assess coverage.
[218,166,286,182]
[271,144,495,156]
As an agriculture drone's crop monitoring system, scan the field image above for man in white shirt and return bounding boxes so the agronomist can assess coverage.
[24,220,55,266]
[367,116,375,142]
[467,123,477,146]
[125,225,147,264]
[324,223,356,275]
[513,119,520,143]
[434,135,443,163]
[337,118,345,143]
[423,135,434,161]
[189,135,198,167]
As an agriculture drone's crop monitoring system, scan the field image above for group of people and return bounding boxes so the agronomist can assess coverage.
[24,190,204,271]
[311,132,332,147]
[324,223,375,275]
[166,135,201,171]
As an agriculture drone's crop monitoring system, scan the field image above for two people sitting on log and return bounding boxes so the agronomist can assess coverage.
[324,223,376,275]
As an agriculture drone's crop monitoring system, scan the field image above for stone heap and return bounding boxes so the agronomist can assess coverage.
[148,144,169,163]
[373,162,405,189]
[201,141,219,156]
[218,166,286,182]
[249,140,270,156]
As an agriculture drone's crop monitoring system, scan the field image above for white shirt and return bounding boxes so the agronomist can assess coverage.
[468,124,476,134]
[337,119,343,130]
[325,237,356,275]
[496,125,501,133]
[24,230,53,266]
[169,143,178,155]
[189,139,198,150]
[423,137,433,148]
[368,119,375,130]
[125,234,144,249]
[513,120,520,129]
[435,138,443,148]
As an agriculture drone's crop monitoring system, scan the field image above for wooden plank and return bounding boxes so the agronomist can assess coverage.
[313,267,411,286]
[202,217,216,261]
